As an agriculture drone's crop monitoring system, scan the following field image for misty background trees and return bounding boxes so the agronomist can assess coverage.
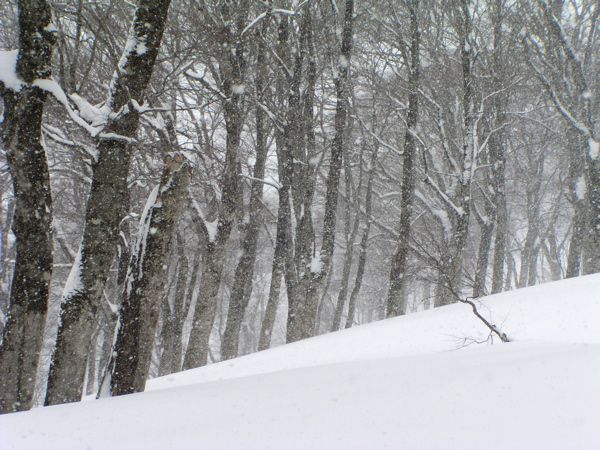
[0,0,597,412]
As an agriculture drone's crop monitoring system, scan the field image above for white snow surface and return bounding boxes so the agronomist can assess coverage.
[0,50,24,91]
[575,174,587,200]
[589,138,599,161]
[2,274,600,449]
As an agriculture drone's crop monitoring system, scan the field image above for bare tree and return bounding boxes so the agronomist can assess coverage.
[385,0,421,317]
[221,19,270,360]
[0,0,55,414]
[46,0,172,406]
[183,0,250,369]
[107,155,191,396]
[287,0,355,342]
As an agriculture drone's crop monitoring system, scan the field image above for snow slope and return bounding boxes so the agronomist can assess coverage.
[1,275,599,449]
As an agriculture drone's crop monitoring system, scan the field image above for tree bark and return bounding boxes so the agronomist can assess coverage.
[473,218,494,298]
[434,0,475,307]
[526,1,600,275]
[386,0,420,317]
[287,0,354,342]
[158,234,188,376]
[345,143,378,329]
[489,0,509,294]
[331,172,360,331]
[182,3,248,370]
[257,197,287,351]
[566,132,594,277]
[110,155,191,396]
[46,0,171,405]
[0,0,55,414]
[221,26,269,360]
[257,15,297,351]
[518,155,543,288]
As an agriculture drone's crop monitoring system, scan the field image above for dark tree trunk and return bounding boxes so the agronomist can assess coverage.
[221,28,269,360]
[110,156,191,396]
[518,155,543,288]
[46,0,171,406]
[543,230,563,281]
[331,178,360,332]
[489,0,509,295]
[257,200,287,351]
[182,3,248,370]
[257,16,298,351]
[287,0,354,343]
[345,144,378,329]
[434,0,474,307]
[473,219,494,298]
[565,129,590,278]
[281,9,313,344]
[386,0,420,317]
[566,201,586,278]
[0,0,55,414]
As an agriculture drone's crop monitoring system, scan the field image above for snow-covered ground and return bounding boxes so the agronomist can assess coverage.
[1,275,599,449]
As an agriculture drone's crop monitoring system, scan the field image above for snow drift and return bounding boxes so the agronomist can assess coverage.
[1,274,599,449]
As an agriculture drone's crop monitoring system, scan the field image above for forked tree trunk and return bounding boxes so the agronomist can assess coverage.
[46,0,171,406]
[110,155,191,396]
[0,0,55,414]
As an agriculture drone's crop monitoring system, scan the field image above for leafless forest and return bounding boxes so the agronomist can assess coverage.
[0,0,597,413]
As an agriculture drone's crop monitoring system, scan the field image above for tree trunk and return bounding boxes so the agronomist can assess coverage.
[0,0,55,414]
[584,144,600,273]
[182,5,248,370]
[345,143,378,329]
[535,0,600,275]
[518,155,543,288]
[281,9,314,343]
[257,213,287,351]
[159,235,188,376]
[45,0,171,406]
[574,133,600,275]
[386,0,420,317]
[287,0,354,343]
[434,0,474,307]
[473,220,494,298]
[566,199,586,277]
[85,326,100,396]
[221,29,269,360]
[486,0,510,295]
[110,155,191,396]
[543,231,563,281]
[331,206,359,331]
